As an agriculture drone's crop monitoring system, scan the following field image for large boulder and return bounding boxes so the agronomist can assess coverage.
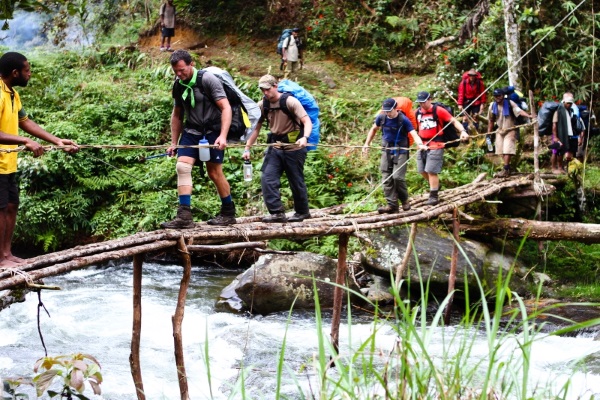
[360,225,531,302]
[218,252,359,315]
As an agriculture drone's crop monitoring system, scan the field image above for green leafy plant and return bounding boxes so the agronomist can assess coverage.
[2,377,30,400]
[32,354,102,399]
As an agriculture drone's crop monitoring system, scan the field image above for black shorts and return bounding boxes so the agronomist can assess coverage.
[0,173,19,208]
[162,27,175,38]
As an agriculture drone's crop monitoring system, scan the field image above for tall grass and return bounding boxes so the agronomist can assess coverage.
[202,236,599,399]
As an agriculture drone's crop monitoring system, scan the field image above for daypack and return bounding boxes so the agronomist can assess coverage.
[191,67,261,142]
[276,29,294,56]
[416,102,460,148]
[537,101,560,136]
[377,97,416,146]
[262,79,321,151]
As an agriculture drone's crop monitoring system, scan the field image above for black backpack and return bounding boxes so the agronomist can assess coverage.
[537,102,559,136]
[416,102,460,148]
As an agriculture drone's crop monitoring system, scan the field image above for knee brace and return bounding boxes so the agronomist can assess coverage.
[176,161,193,187]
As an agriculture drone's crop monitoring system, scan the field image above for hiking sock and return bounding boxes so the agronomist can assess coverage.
[179,195,191,206]
[221,195,233,205]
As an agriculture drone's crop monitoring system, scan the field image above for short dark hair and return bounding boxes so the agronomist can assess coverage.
[169,50,192,66]
[0,52,28,77]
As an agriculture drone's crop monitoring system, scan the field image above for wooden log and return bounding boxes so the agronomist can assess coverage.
[444,208,460,324]
[460,219,600,243]
[172,237,190,400]
[395,223,417,289]
[0,240,177,291]
[330,233,349,362]
[186,241,266,253]
[129,254,145,400]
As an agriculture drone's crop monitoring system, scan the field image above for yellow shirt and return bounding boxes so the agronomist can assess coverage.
[0,81,28,174]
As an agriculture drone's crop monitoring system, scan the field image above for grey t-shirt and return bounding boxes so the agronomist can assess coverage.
[172,70,226,133]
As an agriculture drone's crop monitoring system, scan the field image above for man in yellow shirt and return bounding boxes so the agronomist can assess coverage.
[0,52,78,267]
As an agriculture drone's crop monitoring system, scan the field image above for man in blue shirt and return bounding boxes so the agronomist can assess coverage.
[363,98,427,213]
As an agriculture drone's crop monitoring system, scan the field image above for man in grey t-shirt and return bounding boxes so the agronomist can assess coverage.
[161,50,236,229]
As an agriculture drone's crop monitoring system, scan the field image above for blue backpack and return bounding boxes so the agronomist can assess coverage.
[262,80,321,150]
[276,29,294,56]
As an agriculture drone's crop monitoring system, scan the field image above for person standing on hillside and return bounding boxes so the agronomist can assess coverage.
[415,91,469,205]
[362,98,426,213]
[159,0,176,52]
[282,28,302,78]
[457,69,486,133]
[487,88,531,177]
[242,75,312,223]
[0,52,78,267]
[161,50,236,229]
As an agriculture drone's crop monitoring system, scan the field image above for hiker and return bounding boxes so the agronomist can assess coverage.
[161,50,236,228]
[282,28,302,78]
[0,52,79,267]
[415,91,469,205]
[242,74,312,223]
[457,69,486,132]
[362,98,426,213]
[487,88,531,177]
[159,0,176,51]
[551,92,585,174]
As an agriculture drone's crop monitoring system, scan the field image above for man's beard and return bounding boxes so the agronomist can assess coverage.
[13,74,29,87]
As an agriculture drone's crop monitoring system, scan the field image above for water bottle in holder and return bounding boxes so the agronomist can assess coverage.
[485,135,494,153]
[243,160,253,182]
[199,138,210,162]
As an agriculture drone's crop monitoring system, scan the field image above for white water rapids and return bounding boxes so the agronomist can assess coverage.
[1,262,599,399]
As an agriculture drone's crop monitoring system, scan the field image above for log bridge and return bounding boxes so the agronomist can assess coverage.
[2,173,599,400]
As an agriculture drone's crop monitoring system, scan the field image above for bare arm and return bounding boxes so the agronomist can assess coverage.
[451,117,469,140]
[294,114,312,148]
[167,105,183,156]
[214,97,232,150]
[19,119,78,153]
[362,124,379,156]
[242,119,264,160]
[0,131,44,157]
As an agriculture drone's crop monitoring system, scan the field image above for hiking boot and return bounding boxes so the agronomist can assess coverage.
[288,212,311,222]
[495,168,511,178]
[160,205,195,229]
[401,201,411,211]
[426,190,439,206]
[207,203,237,226]
[262,212,287,223]
[377,204,399,214]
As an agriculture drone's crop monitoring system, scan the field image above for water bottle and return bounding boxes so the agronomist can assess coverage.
[198,138,210,162]
[486,136,494,152]
[243,160,253,182]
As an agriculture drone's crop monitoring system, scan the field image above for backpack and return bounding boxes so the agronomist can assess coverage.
[262,79,321,151]
[537,101,560,136]
[190,67,261,142]
[276,29,294,56]
[416,102,460,148]
[503,86,530,127]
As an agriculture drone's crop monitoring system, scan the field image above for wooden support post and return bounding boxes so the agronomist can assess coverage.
[444,208,460,325]
[330,233,349,360]
[395,223,418,289]
[129,253,145,400]
[172,237,191,400]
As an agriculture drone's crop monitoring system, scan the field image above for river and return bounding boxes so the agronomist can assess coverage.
[1,261,600,399]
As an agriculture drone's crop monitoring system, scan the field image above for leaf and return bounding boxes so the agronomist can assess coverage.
[70,369,85,393]
[34,369,59,397]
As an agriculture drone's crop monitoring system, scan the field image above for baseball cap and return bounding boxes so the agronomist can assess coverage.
[292,27,300,32]
[493,88,504,96]
[415,91,430,103]
[562,95,575,104]
[467,69,477,76]
[258,75,278,89]
[381,98,397,112]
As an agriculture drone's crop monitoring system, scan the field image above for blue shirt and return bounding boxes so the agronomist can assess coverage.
[375,112,414,153]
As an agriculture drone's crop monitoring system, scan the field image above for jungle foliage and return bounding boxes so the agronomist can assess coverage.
[2,0,599,284]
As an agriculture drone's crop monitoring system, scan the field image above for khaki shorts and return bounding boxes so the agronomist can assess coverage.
[495,129,517,155]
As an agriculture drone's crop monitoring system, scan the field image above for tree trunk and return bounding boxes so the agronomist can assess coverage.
[503,0,522,88]
[461,219,600,243]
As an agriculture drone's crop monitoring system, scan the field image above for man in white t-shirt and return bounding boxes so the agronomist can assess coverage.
[282,28,302,78]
